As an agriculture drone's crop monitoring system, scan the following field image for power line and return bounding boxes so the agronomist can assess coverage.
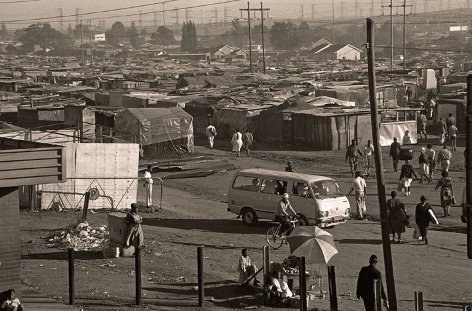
[0,0,41,3]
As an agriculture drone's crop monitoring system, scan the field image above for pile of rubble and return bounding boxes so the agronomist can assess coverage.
[43,221,109,251]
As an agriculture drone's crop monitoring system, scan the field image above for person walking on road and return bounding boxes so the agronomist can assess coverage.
[349,171,367,220]
[363,140,374,177]
[243,129,254,157]
[419,147,432,183]
[400,159,417,196]
[437,145,452,172]
[446,112,456,129]
[356,254,388,311]
[415,195,439,245]
[346,139,363,177]
[447,123,458,151]
[438,117,448,144]
[205,123,217,149]
[417,112,428,140]
[386,191,407,243]
[426,144,436,179]
[231,128,243,157]
[389,137,401,172]
[435,170,454,217]
[143,164,154,213]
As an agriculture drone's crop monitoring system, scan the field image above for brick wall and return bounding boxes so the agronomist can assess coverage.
[0,189,20,294]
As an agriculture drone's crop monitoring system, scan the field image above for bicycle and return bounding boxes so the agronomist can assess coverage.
[266,217,298,249]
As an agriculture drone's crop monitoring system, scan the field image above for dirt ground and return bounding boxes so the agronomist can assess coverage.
[19,136,472,311]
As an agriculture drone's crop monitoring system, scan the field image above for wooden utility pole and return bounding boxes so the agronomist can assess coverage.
[466,75,472,259]
[402,0,413,69]
[240,3,269,73]
[332,0,336,42]
[260,2,268,74]
[80,20,85,67]
[366,18,398,310]
[240,2,253,72]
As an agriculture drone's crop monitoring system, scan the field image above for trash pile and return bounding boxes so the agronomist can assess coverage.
[43,221,109,251]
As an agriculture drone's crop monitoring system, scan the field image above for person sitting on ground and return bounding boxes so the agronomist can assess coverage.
[275,193,297,236]
[0,289,23,311]
[402,130,412,145]
[265,270,292,307]
[237,248,260,286]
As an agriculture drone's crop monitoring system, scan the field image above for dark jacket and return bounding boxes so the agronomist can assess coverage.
[356,264,387,300]
[400,164,417,179]
[390,142,401,159]
[415,202,432,228]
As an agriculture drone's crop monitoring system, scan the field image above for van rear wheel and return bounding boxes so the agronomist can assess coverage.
[297,214,309,226]
[241,208,258,226]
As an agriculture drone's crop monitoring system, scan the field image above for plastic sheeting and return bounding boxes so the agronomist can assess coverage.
[379,121,417,146]
[114,107,194,147]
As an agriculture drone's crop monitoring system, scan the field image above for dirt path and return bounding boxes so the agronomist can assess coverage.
[20,143,471,311]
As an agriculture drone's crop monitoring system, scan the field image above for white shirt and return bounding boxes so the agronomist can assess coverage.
[281,281,293,298]
[205,125,216,137]
[352,177,366,192]
[364,145,374,157]
[144,171,153,184]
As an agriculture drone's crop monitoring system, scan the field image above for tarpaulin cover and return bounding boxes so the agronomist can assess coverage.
[114,107,193,146]
[379,121,417,147]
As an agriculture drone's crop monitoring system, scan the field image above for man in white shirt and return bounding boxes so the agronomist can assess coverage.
[144,165,154,213]
[205,123,217,149]
[237,248,260,286]
[350,171,367,220]
[275,193,297,235]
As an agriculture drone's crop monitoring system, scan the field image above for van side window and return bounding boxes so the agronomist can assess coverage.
[292,182,312,198]
[261,179,286,195]
[233,176,260,192]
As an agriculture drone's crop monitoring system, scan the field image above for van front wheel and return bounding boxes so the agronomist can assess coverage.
[297,214,309,226]
[241,208,258,226]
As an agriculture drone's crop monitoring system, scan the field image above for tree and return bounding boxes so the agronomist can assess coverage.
[17,23,74,53]
[106,21,127,45]
[270,22,301,50]
[0,23,8,41]
[151,26,176,46]
[129,21,139,48]
[181,21,198,52]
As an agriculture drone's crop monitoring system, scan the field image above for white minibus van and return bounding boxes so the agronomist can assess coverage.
[227,168,351,228]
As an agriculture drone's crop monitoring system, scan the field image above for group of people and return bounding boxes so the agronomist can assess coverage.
[417,110,458,151]
[205,123,255,157]
[345,139,376,178]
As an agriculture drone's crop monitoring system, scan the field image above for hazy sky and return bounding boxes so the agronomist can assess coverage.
[0,0,467,30]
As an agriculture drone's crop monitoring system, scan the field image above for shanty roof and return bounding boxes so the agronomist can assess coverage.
[124,107,192,121]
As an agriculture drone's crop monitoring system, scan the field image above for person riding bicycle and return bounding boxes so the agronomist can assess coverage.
[275,193,297,236]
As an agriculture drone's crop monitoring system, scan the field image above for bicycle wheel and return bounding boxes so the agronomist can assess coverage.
[266,226,284,249]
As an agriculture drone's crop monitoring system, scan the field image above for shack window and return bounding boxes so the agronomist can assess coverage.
[261,179,286,195]
[232,176,260,192]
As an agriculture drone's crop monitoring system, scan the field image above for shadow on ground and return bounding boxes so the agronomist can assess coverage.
[21,250,104,260]
[142,218,271,235]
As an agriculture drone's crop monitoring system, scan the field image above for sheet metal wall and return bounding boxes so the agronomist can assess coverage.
[40,143,139,210]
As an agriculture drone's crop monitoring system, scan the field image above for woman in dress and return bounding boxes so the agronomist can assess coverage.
[363,140,374,177]
[125,203,144,249]
[418,147,432,183]
[231,128,243,157]
[435,170,454,217]
[386,191,408,243]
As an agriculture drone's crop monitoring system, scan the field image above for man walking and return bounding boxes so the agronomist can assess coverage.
[243,129,254,157]
[438,117,447,144]
[417,112,428,140]
[356,255,388,311]
[447,123,458,151]
[446,112,456,129]
[205,123,217,149]
[437,144,452,172]
[346,139,363,177]
[143,164,154,213]
[349,171,367,220]
[389,137,401,172]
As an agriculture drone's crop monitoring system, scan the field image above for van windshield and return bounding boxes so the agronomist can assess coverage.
[311,180,343,198]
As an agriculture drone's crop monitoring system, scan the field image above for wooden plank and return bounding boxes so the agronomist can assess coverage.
[0,167,62,179]
[0,159,60,171]
[0,150,61,162]
[0,175,63,188]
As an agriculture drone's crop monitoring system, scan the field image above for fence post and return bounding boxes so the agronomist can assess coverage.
[417,291,423,311]
[327,265,338,311]
[374,279,382,311]
[414,291,418,311]
[68,248,75,305]
[263,246,269,286]
[135,247,142,305]
[299,256,307,311]
[197,246,204,307]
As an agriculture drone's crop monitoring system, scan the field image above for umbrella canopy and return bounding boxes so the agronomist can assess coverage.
[287,226,338,265]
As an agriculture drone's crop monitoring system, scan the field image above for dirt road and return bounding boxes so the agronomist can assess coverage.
[20,142,471,310]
